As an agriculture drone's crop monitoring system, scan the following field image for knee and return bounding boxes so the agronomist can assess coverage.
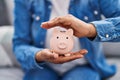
[62,76,77,80]
[62,66,101,80]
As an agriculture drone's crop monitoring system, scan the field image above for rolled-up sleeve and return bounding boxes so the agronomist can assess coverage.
[90,0,120,42]
[13,0,44,70]
[91,17,120,42]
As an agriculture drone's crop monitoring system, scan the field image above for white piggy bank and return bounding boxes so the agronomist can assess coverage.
[50,28,74,56]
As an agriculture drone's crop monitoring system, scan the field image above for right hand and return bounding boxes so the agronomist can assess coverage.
[41,14,96,38]
[35,49,88,64]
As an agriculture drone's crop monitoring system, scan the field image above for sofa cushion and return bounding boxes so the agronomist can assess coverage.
[0,26,20,67]
[102,43,120,57]
[0,68,24,80]
[106,58,120,80]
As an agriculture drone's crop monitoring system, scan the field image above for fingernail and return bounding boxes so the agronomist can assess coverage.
[82,50,88,54]
[85,50,88,53]
[80,55,83,57]
[41,23,44,27]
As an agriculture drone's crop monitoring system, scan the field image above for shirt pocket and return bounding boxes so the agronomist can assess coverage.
[88,0,102,20]
[31,13,45,46]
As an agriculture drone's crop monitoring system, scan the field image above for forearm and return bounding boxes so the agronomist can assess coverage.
[13,44,44,70]
[14,0,44,70]
[86,23,97,38]
[88,0,120,42]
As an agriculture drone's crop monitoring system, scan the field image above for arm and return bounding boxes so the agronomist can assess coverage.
[41,0,120,42]
[90,17,120,42]
[41,16,120,42]
[90,0,120,42]
[13,0,43,70]
[13,0,87,70]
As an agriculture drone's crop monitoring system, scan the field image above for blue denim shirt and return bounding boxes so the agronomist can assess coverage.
[13,0,120,79]
[92,17,120,42]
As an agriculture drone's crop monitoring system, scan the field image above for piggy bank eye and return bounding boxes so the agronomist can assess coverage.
[66,37,69,39]
[56,36,59,39]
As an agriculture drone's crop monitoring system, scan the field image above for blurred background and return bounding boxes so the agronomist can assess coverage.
[0,0,120,80]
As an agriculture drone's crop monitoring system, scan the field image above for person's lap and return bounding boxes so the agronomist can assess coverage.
[24,66,59,80]
[62,65,101,80]
[23,65,101,80]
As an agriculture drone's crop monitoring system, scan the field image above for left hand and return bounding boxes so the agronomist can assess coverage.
[41,14,97,38]
[36,49,88,64]
[51,49,88,64]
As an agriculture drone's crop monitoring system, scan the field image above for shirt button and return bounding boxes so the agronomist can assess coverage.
[40,41,44,45]
[84,16,89,21]
[106,34,109,38]
[36,16,40,21]
[94,10,98,15]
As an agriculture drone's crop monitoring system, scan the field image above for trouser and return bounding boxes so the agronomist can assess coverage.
[24,65,101,80]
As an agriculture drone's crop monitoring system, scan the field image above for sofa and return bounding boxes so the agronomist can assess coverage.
[0,26,120,80]
[0,26,24,80]
[0,0,120,80]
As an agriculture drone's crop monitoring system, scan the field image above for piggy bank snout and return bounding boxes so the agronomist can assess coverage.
[58,42,67,49]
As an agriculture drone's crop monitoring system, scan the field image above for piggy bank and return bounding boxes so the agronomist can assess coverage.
[50,28,74,56]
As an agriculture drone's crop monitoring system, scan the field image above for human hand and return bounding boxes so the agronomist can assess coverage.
[35,49,87,64]
[41,14,97,38]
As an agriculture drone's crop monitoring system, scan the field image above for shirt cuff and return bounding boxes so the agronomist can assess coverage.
[33,48,45,69]
[25,47,45,70]
[90,20,117,42]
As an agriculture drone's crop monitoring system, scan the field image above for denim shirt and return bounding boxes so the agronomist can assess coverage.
[92,17,120,42]
[13,0,120,79]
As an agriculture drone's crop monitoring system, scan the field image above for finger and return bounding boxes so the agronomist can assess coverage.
[41,22,50,29]
[52,53,84,64]
[71,49,88,55]
[52,49,88,64]
[42,49,56,59]
[53,56,82,64]
[41,20,60,29]
[41,16,66,29]
[52,52,59,58]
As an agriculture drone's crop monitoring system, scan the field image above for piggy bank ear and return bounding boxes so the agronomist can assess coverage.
[52,28,60,36]
[66,29,73,36]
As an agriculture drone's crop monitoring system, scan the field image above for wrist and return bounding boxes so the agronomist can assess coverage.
[87,23,97,38]
[35,51,44,62]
